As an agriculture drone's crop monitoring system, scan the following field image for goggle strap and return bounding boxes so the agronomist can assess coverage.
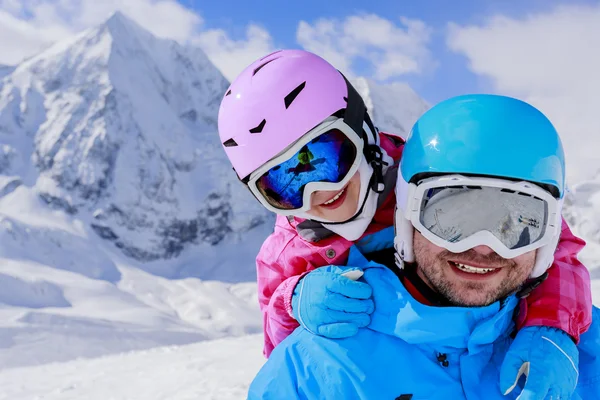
[340,72,366,140]
[363,111,379,143]
[366,144,388,193]
[338,73,387,193]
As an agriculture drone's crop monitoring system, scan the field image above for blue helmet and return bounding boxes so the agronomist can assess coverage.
[400,94,565,198]
[394,94,566,278]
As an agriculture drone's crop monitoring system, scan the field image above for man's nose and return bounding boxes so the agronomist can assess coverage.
[471,245,495,255]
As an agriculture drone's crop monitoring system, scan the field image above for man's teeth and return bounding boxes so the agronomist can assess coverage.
[323,189,345,205]
[454,262,496,274]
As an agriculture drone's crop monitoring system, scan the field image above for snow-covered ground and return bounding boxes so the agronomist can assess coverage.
[0,334,265,400]
[0,183,267,370]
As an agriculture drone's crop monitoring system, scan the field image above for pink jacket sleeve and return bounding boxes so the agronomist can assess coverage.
[255,230,315,358]
[519,217,592,343]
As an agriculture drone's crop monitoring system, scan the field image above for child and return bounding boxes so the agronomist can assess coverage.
[218,49,591,396]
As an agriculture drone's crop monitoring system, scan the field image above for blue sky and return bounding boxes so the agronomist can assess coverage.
[180,0,594,103]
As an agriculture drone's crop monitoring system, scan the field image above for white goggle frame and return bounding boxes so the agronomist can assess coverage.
[247,118,365,216]
[401,175,561,260]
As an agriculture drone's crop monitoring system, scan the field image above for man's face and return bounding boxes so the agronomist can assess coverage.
[412,231,536,307]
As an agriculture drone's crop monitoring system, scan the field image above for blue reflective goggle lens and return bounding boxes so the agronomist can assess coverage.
[419,186,548,250]
[256,129,358,210]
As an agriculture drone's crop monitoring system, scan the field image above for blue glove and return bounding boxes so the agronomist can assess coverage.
[500,326,579,399]
[291,268,374,338]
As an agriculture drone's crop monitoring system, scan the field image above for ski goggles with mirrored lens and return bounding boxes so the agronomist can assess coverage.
[246,118,364,215]
[403,175,561,259]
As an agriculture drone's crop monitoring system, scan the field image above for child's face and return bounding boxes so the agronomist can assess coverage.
[305,171,361,222]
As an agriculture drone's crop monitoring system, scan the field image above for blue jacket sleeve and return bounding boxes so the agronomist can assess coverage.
[247,358,301,400]
[575,306,600,399]
[247,332,324,400]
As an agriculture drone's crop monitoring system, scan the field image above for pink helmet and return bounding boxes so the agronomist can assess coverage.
[218,49,361,179]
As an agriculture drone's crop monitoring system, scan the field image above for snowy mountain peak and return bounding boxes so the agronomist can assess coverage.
[0,13,266,265]
[0,65,15,80]
[105,11,137,31]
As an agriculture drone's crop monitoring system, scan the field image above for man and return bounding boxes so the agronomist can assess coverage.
[247,94,600,399]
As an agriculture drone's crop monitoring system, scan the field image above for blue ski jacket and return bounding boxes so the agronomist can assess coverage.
[248,228,600,399]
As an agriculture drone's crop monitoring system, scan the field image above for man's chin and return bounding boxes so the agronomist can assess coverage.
[441,268,509,306]
[442,282,503,307]
[450,294,497,307]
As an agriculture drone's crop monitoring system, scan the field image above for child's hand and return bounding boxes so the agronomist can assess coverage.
[500,326,579,399]
[291,268,374,338]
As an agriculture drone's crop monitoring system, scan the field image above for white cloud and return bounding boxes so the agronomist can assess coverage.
[0,1,202,65]
[0,8,72,65]
[447,4,600,183]
[297,14,434,81]
[193,24,275,82]
[0,4,434,91]
[0,0,275,82]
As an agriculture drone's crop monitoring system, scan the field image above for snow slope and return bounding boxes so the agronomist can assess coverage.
[4,276,600,400]
[0,334,265,400]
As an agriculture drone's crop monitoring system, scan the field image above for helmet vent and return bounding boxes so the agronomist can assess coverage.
[253,58,277,76]
[249,119,267,134]
[223,138,238,147]
[260,50,283,61]
[284,82,306,109]
[225,89,232,96]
